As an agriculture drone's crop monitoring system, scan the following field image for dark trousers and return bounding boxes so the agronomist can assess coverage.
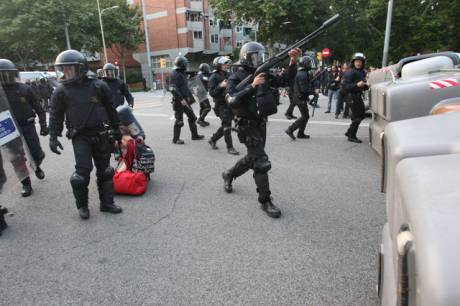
[228,120,271,203]
[20,123,45,167]
[287,102,309,135]
[211,104,234,149]
[173,102,198,140]
[285,92,295,116]
[347,98,365,138]
[71,134,114,208]
[198,99,211,122]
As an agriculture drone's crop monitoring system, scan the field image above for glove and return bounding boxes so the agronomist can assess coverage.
[40,126,49,136]
[49,137,63,155]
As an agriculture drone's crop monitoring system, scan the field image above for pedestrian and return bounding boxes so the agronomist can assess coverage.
[101,63,134,108]
[285,55,315,140]
[222,42,301,218]
[169,56,204,144]
[49,50,123,219]
[142,77,147,92]
[325,65,340,113]
[341,53,369,143]
[197,63,212,127]
[0,59,48,197]
[207,56,239,155]
[336,63,350,119]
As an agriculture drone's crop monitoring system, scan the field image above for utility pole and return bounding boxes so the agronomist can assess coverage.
[140,0,154,91]
[382,0,393,67]
[64,21,71,50]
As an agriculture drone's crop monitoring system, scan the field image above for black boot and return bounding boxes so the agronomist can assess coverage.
[227,147,240,155]
[260,198,282,218]
[98,173,122,214]
[173,124,184,144]
[222,171,233,193]
[73,187,90,219]
[285,128,296,140]
[21,177,33,197]
[197,120,209,127]
[297,132,310,139]
[0,206,8,236]
[208,139,218,150]
[189,121,204,140]
[348,137,363,143]
[35,166,45,180]
[78,207,90,220]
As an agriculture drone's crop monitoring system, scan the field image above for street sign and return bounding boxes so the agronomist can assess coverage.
[322,48,331,58]
[0,110,20,146]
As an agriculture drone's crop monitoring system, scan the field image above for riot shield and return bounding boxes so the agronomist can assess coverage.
[188,76,208,102]
[0,85,35,194]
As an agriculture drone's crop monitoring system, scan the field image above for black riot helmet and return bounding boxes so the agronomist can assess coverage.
[96,68,103,79]
[102,63,119,80]
[0,59,19,85]
[174,56,188,70]
[54,50,88,84]
[298,56,313,70]
[351,52,366,69]
[213,56,232,71]
[199,63,211,74]
[239,42,268,69]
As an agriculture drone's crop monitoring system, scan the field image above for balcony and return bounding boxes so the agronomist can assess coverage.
[189,0,203,12]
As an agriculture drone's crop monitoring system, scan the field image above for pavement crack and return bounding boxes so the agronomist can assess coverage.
[131,180,186,236]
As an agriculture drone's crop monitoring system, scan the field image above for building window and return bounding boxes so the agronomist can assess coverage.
[223,37,232,46]
[236,41,243,47]
[236,26,242,32]
[210,19,216,26]
[152,55,173,69]
[186,11,202,22]
[243,27,252,36]
[210,34,219,44]
[193,31,203,40]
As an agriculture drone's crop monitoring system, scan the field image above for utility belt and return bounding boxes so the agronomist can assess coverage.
[66,125,107,139]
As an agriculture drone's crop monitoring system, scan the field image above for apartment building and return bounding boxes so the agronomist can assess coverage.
[129,0,257,82]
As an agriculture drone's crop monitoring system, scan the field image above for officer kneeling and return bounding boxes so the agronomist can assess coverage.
[49,50,123,220]
[222,42,301,218]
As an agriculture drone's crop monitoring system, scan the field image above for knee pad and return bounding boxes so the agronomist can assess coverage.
[70,172,89,189]
[254,156,272,173]
[175,120,184,128]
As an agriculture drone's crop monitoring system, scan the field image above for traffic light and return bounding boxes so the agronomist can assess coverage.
[160,58,167,68]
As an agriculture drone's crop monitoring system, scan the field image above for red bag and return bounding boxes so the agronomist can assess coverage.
[113,139,147,195]
[113,170,147,195]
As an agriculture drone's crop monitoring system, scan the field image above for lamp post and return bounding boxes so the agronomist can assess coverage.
[140,0,154,91]
[382,0,393,67]
[97,0,119,64]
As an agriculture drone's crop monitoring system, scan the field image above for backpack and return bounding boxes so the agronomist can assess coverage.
[133,144,155,174]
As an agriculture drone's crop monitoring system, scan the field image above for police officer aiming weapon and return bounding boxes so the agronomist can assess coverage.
[234,14,341,92]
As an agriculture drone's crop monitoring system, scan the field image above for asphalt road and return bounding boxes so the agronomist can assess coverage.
[0,92,385,306]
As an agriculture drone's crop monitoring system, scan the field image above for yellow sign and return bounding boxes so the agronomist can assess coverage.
[160,58,167,68]
[316,52,322,61]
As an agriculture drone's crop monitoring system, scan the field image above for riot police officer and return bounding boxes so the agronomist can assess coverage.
[222,42,301,218]
[0,59,48,197]
[170,56,204,144]
[0,205,7,236]
[208,56,239,155]
[285,56,314,140]
[101,63,134,108]
[341,53,368,143]
[197,63,212,127]
[49,50,122,220]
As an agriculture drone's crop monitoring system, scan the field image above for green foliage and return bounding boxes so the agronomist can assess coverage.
[209,0,459,67]
[0,0,143,69]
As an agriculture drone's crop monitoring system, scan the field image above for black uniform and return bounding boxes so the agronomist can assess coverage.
[284,78,296,119]
[170,68,202,142]
[208,69,236,151]
[49,77,122,214]
[103,78,134,108]
[197,71,211,124]
[285,67,314,139]
[38,79,53,111]
[341,67,368,141]
[3,83,47,170]
[224,64,296,209]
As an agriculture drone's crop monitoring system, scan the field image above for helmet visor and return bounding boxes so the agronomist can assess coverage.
[0,70,18,85]
[103,68,119,79]
[248,51,268,67]
[55,65,79,84]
